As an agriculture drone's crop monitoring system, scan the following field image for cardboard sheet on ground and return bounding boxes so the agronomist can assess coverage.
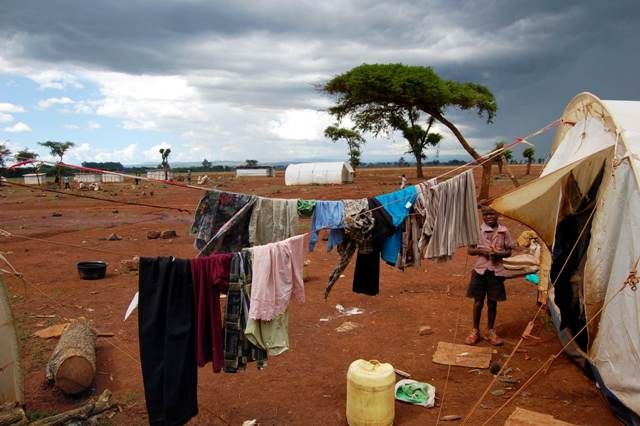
[431,342,493,368]
[33,323,69,339]
[504,407,576,425]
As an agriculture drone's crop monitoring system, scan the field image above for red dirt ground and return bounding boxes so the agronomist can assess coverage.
[0,165,620,425]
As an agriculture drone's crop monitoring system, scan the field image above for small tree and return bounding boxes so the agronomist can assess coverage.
[159,148,171,180]
[324,125,365,169]
[202,158,211,170]
[38,141,75,187]
[15,148,40,184]
[245,159,258,166]
[523,147,535,175]
[398,157,407,167]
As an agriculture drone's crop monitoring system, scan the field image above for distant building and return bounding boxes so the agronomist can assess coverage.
[235,166,275,177]
[146,170,173,180]
[101,174,124,183]
[73,173,101,183]
[23,173,46,185]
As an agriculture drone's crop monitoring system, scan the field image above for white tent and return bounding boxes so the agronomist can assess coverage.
[22,173,45,185]
[102,174,124,183]
[73,173,101,183]
[284,162,354,186]
[146,170,173,180]
[236,166,275,177]
[491,92,640,421]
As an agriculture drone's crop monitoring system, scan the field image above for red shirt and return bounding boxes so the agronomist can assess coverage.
[473,222,514,277]
[190,253,233,373]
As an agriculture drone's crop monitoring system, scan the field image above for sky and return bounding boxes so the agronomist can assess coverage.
[1,0,639,165]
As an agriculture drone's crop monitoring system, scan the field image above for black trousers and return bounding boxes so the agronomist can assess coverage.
[139,257,197,426]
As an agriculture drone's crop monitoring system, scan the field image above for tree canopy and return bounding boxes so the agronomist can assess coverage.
[323,63,498,197]
[15,148,39,162]
[39,141,75,161]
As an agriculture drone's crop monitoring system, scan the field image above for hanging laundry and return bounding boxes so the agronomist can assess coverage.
[374,186,418,266]
[191,253,234,373]
[248,197,299,246]
[352,198,396,296]
[138,257,198,426]
[325,199,373,299]
[249,234,306,321]
[191,190,258,255]
[422,171,481,260]
[245,311,290,356]
[224,250,268,372]
[308,200,345,252]
[399,179,438,270]
[296,198,316,217]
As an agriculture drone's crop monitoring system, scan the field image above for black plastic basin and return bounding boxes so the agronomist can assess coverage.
[77,261,107,280]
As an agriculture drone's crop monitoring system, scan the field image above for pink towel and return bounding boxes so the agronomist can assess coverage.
[249,234,306,320]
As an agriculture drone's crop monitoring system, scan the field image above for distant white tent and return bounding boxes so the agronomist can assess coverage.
[236,166,275,177]
[22,173,45,185]
[146,170,173,180]
[73,173,100,183]
[101,174,124,183]
[284,162,354,186]
[491,92,640,421]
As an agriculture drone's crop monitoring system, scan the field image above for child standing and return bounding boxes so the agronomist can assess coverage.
[465,206,513,346]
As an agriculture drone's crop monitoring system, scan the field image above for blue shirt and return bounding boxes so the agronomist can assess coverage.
[374,186,417,265]
[309,200,345,252]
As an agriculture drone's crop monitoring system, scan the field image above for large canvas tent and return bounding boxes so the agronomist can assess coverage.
[491,92,640,422]
[284,162,354,186]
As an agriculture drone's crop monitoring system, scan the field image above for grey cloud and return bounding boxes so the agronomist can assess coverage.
[2,0,640,159]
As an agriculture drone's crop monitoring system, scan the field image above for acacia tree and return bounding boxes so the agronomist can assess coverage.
[324,125,365,169]
[39,141,75,187]
[159,148,171,180]
[390,113,443,178]
[523,147,535,175]
[202,158,211,170]
[15,148,40,184]
[323,63,497,199]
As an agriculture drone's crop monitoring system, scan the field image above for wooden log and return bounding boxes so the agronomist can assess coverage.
[45,318,97,395]
[30,389,115,426]
[0,402,27,426]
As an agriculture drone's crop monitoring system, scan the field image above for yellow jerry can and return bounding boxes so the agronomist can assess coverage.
[346,359,395,426]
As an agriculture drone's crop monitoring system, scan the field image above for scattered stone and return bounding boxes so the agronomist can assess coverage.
[149,191,154,196]
[52,212,63,217]
[490,389,506,397]
[160,230,177,239]
[147,231,160,239]
[106,233,122,241]
[112,209,119,214]
[480,403,490,410]
[336,321,360,333]
[498,376,519,384]
[440,415,462,421]
[418,325,433,336]
[120,256,140,272]
[489,362,502,375]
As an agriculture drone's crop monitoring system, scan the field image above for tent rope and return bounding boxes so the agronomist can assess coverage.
[480,259,638,425]
[461,206,597,424]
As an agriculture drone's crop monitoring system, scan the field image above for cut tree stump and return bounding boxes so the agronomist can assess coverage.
[0,402,27,426]
[45,318,97,395]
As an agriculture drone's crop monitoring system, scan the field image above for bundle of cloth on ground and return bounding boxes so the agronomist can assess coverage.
[188,170,482,300]
[138,234,306,425]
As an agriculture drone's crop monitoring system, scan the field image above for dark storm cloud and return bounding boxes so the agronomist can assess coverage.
[2,0,639,156]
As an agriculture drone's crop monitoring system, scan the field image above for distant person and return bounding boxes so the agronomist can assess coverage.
[399,173,408,189]
[187,170,192,184]
[465,206,513,346]
[63,176,70,190]
[135,172,140,185]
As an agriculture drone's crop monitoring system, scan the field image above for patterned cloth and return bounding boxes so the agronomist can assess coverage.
[325,199,374,299]
[223,250,268,372]
[248,197,299,246]
[191,190,258,255]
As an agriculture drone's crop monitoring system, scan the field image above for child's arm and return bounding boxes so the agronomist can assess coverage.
[468,244,491,256]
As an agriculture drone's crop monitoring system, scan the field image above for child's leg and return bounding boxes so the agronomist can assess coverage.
[473,295,485,330]
[487,300,497,330]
